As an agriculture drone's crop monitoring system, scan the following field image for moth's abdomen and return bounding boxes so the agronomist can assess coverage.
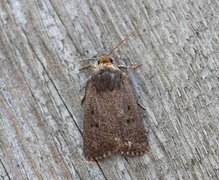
[92,67,123,91]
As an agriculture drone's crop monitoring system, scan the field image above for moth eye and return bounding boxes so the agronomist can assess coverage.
[91,110,94,115]
[109,58,113,63]
[127,105,131,111]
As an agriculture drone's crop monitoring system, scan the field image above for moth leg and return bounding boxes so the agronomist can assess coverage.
[81,95,85,105]
[79,64,96,71]
[48,63,67,69]
[137,101,146,110]
[117,63,142,69]
[81,77,92,104]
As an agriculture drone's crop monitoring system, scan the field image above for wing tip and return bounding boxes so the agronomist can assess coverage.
[120,149,148,157]
[85,148,148,161]
[85,151,112,161]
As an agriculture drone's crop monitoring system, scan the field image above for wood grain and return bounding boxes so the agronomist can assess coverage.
[0,0,219,179]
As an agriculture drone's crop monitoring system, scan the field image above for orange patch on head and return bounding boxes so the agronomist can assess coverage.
[98,55,111,64]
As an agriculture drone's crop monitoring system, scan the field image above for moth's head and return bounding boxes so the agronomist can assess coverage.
[97,55,113,65]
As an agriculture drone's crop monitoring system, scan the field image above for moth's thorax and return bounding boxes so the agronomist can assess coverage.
[97,63,118,71]
[92,57,123,91]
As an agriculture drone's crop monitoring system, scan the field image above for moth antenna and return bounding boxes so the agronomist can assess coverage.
[64,57,97,63]
[75,57,97,62]
[107,22,143,56]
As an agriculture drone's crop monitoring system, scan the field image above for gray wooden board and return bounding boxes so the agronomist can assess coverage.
[0,0,219,179]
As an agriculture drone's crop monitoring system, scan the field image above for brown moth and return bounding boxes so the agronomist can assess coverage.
[82,28,148,161]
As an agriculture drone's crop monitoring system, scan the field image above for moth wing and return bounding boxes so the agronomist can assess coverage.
[83,79,119,161]
[118,74,148,156]
[83,72,148,160]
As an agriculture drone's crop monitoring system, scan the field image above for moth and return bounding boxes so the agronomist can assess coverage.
[82,28,148,161]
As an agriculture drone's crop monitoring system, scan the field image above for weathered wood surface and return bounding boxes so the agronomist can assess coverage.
[0,0,219,179]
